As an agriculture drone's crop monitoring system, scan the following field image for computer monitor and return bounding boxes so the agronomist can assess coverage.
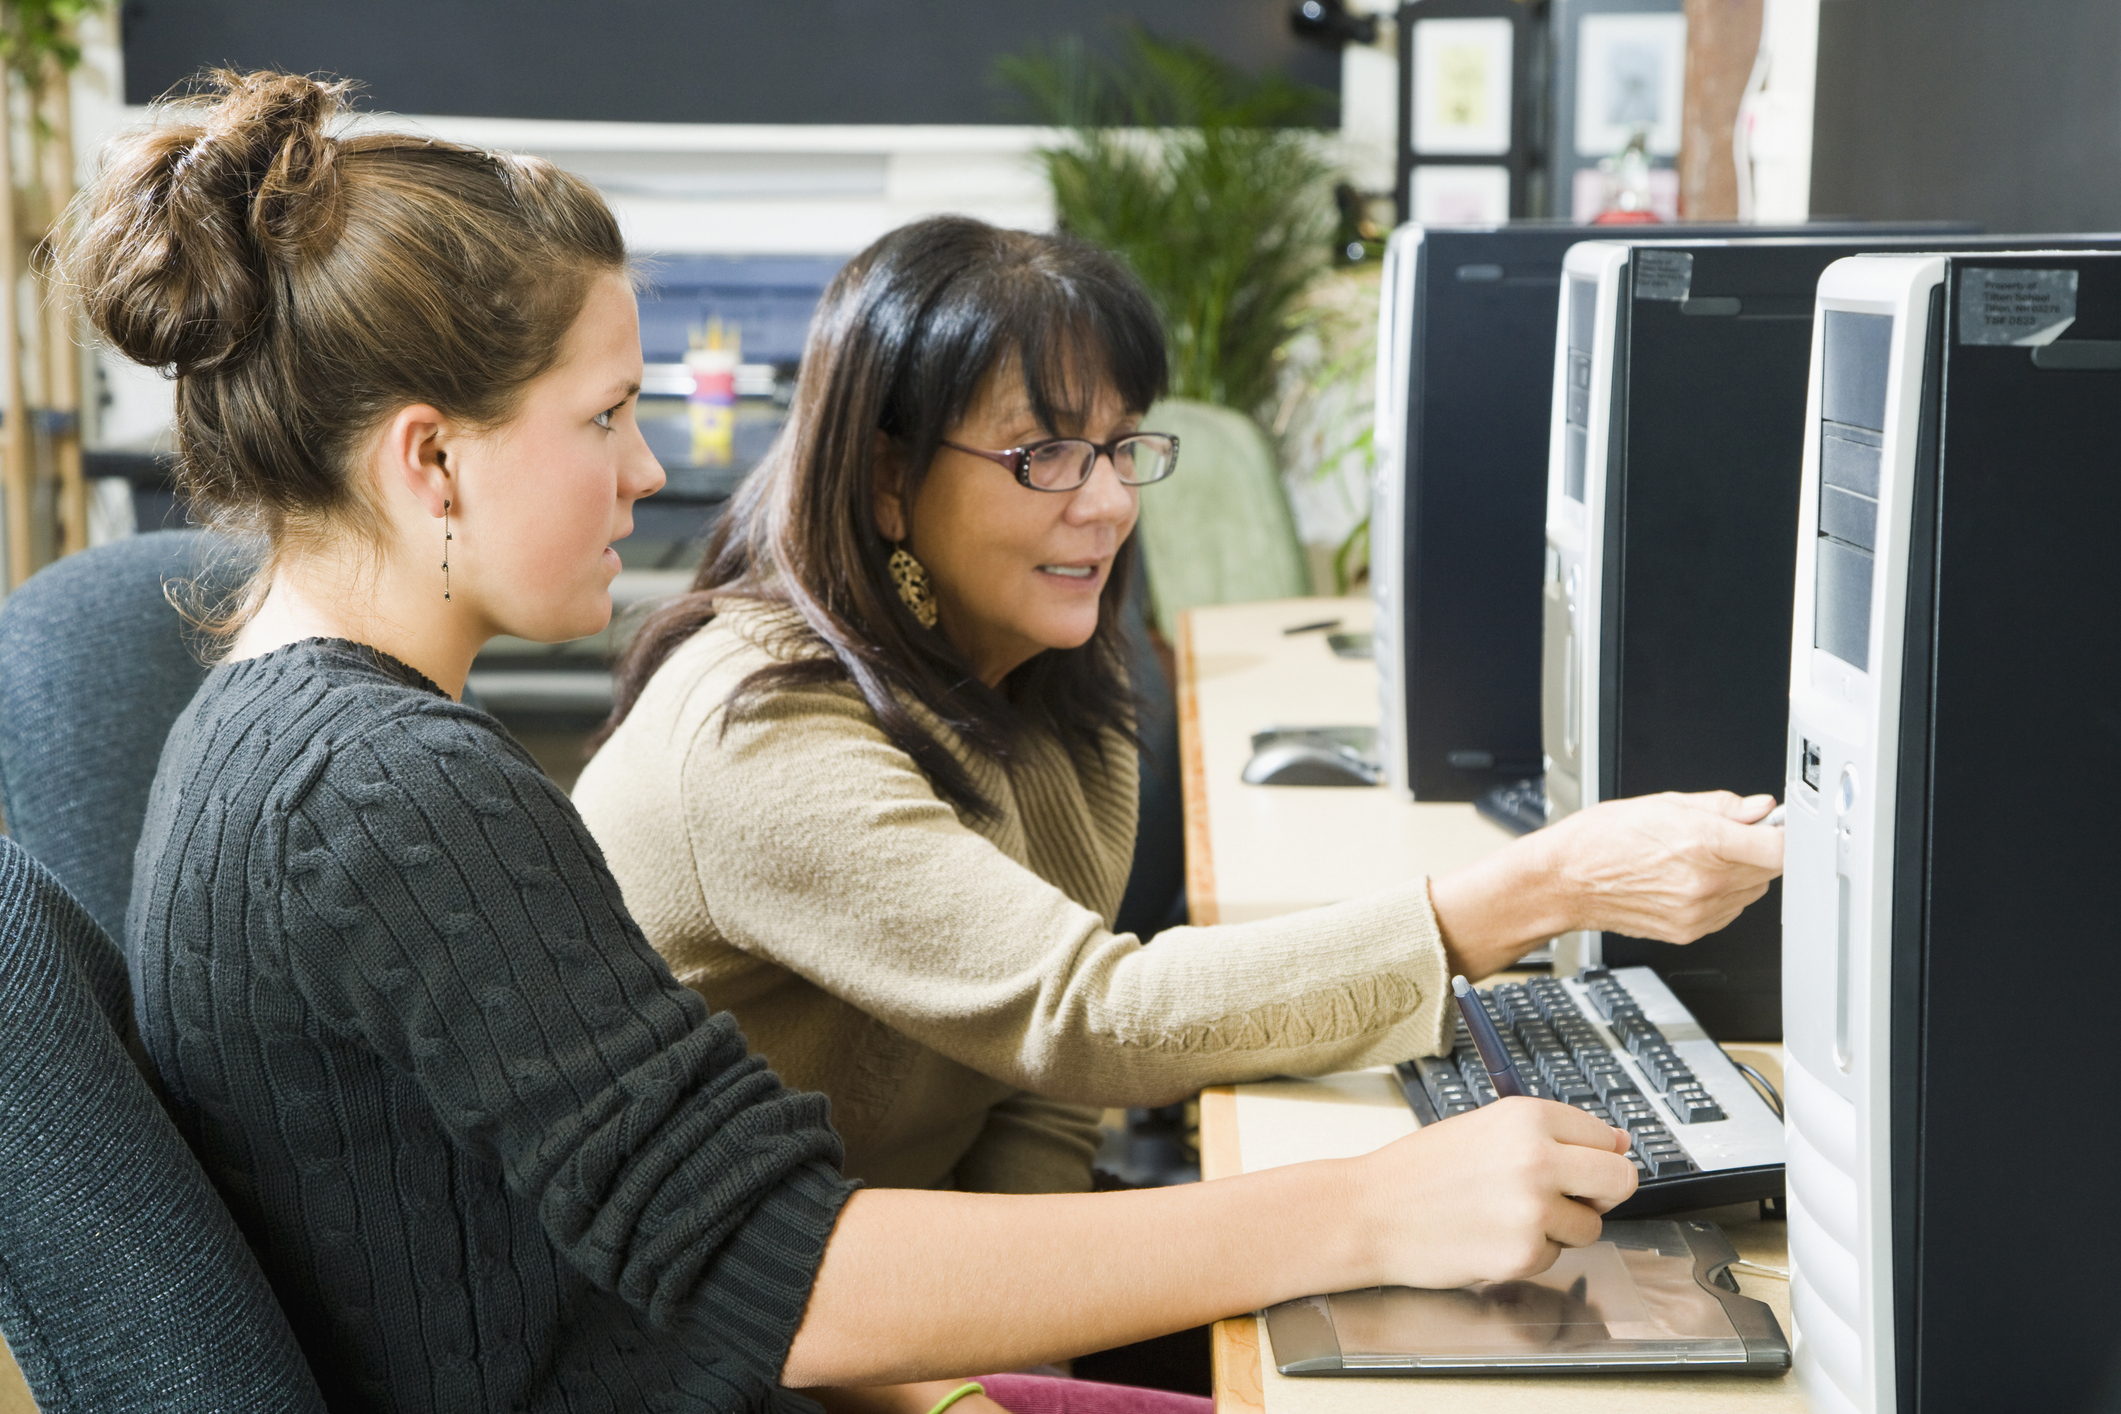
[1784,251,2121,1413]
[1374,221,1878,803]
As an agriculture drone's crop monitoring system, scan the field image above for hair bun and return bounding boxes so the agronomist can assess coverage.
[59,69,351,375]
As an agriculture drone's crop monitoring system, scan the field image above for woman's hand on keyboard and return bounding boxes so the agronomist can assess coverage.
[1354,1095,1637,1290]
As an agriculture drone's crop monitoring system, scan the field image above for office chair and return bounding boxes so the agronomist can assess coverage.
[0,836,326,1411]
[1106,550,1198,1190]
[0,531,255,940]
[1132,399,1311,641]
[1114,544,1185,941]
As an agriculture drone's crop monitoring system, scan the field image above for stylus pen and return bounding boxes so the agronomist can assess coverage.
[1763,804,1787,827]
[1453,975,1529,1099]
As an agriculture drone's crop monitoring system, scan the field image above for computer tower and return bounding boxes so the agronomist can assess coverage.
[1784,251,2121,1413]
[1374,220,1864,803]
[1373,223,1591,801]
[1538,229,2025,1038]
[1376,220,1954,807]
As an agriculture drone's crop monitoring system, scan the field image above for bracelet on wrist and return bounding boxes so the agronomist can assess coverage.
[925,1382,985,1414]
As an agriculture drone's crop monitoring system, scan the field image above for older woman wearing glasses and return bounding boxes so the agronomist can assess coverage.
[575,216,1783,1201]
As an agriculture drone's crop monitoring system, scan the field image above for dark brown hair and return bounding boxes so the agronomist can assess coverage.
[608,216,1167,817]
[56,69,626,592]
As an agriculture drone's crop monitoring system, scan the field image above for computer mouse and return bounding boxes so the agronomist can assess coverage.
[1240,741,1383,787]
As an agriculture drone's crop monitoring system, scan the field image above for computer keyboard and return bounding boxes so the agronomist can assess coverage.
[1473,776,1548,836]
[1395,966,1784,1217]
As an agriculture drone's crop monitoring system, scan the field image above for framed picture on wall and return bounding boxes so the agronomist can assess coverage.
[1410,16,1515,156]
[1574,11,1687,157]
[1395,0,1538,223]
[1409,165,1514,224]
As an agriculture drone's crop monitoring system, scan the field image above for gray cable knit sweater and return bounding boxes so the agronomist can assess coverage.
[128,639,856,1413]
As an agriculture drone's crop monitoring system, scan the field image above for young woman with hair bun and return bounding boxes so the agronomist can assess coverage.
[74,70,1644,1414]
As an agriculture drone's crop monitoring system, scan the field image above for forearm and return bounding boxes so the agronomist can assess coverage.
[1428,831,1574,982]
[783,1160,1376,1387]
[995,881,1452,1105]
[1428,790,1786,976]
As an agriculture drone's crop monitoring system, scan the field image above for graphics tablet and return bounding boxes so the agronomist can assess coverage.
[1262,1220,1789,1375]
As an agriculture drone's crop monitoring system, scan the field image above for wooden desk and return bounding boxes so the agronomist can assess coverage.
[1176,596,1513,926]
[0,1339,32,1414]
[1179,598,1800,1414]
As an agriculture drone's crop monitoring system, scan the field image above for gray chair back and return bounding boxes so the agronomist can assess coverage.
[0,835,325,1411]
[0,531,254,938]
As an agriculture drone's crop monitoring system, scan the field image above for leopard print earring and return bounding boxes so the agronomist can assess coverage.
[888,543,938,628]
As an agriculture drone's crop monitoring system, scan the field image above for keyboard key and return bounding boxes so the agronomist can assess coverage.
[1413,1055,1460,1086]
[1595,1070,1641,1102]
[1646,1152,1696,1179]
[1614,1013,1665,1054]
[1638,1050,1695,1092]
[1668,1092,1726,1124]
[1517,1022,1562,1053]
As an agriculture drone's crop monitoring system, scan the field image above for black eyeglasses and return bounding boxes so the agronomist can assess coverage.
[940,432,1181,492]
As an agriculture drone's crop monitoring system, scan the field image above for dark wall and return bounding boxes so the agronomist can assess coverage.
[119,0,1339,125]
[1809,0,2121,232]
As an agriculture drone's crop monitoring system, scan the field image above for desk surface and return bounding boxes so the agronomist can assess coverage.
[1179,598,1800,1413]
[1176,596,1514,926]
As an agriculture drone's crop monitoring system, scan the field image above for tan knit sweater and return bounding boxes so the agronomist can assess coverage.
[573,600,1455,1193]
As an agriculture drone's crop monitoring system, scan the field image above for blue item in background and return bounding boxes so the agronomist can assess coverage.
[634,254,848,367]
[0,835,327,1411]
[0,532,255,939]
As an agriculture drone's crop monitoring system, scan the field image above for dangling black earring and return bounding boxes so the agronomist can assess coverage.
[442,500,453,601]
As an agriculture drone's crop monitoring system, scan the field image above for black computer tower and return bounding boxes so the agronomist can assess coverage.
[1373,221,1949,804]
[1786,249,2121,1412]
[1572,232,2103,1041]
[1375,224,1589,801]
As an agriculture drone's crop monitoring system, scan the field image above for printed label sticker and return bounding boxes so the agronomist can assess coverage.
[1633,249,1693,302]
[1958,268,2078,346]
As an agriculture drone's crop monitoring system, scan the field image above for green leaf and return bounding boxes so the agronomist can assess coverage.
[997,27,1339,423]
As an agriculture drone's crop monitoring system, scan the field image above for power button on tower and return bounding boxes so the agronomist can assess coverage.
[1836,766,1859,817]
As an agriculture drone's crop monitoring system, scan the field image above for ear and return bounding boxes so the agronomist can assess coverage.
[871,429,907,542]
[379,404,454,517]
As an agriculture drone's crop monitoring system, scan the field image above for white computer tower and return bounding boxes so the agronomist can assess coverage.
[1784,251,2121,1412]
[1540,241,1629,970]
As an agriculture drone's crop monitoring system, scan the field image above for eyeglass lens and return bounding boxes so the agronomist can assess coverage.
[1024,435,1177,490]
